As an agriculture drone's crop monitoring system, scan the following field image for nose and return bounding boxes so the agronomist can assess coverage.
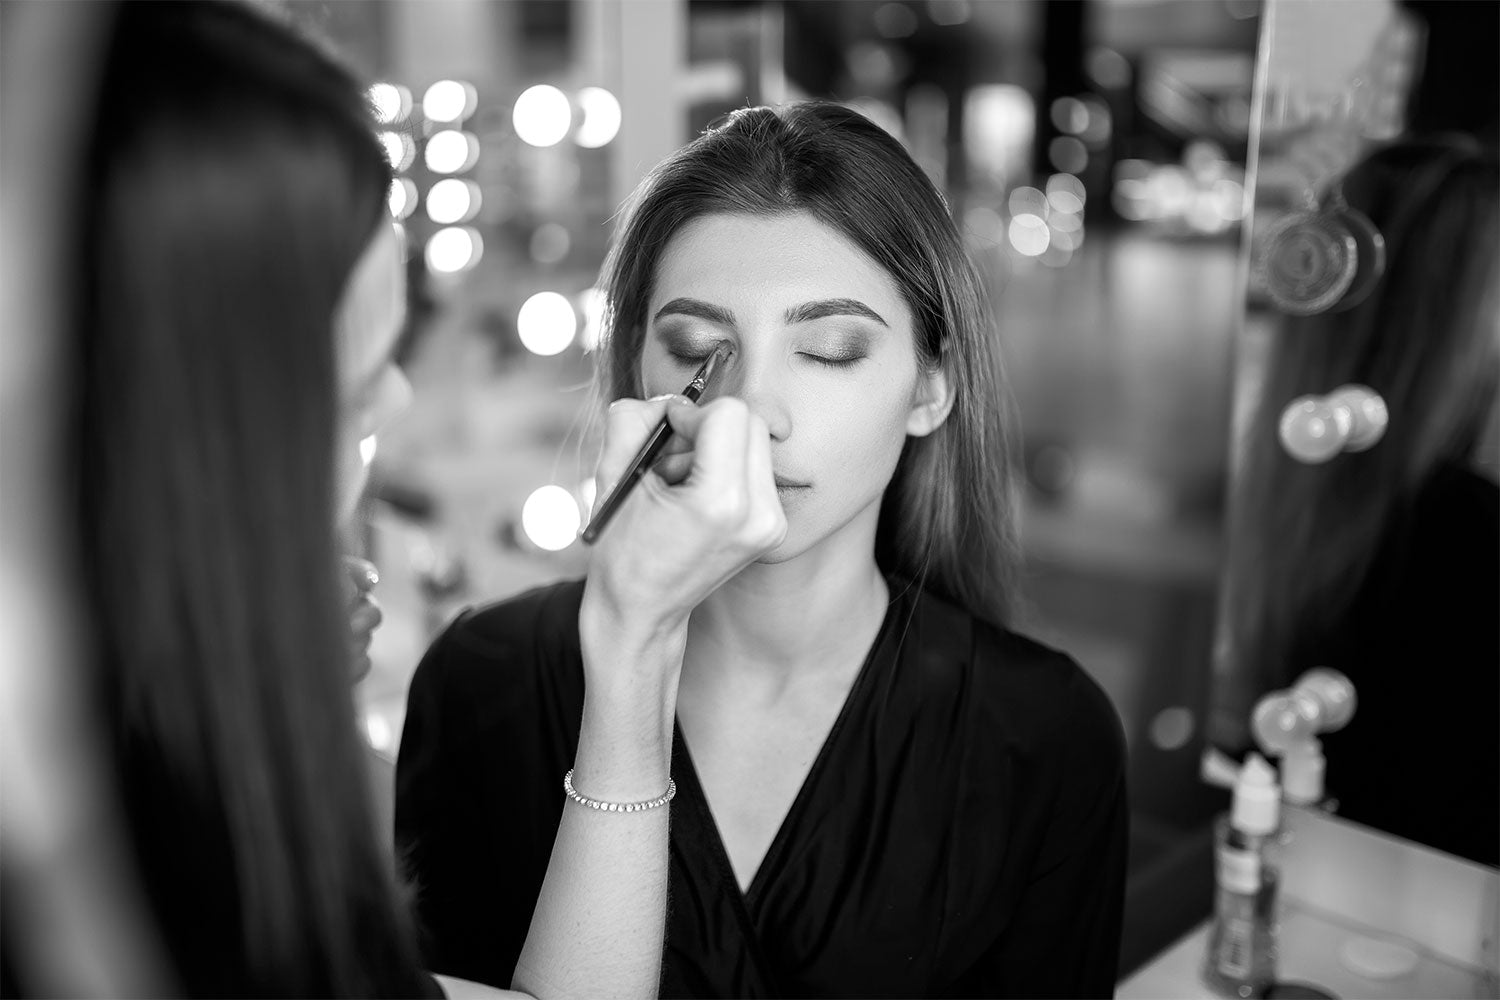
[716,349,791,442]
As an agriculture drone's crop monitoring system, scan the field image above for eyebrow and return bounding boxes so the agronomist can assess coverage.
[653,297,736,327]
[784,297,888,327]
[652,296,888,328]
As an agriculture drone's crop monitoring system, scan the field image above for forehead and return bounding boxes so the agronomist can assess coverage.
[336,221,405,385]
[651,212,910,325]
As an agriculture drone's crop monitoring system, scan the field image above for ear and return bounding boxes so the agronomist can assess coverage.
[906,364,954,437]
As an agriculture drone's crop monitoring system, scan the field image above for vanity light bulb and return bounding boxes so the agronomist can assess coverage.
[1252,667,1358,757]
[1327,384,1389,452]
[1279,395,1351,464]
[1252,691,1320,756]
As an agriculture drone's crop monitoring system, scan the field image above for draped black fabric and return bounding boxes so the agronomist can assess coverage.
[396,578,1127,998]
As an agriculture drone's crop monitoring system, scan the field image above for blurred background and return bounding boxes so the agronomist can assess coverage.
[263,0,1491,977]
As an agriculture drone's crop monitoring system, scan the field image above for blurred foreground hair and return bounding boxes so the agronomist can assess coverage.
[75,2,427,994]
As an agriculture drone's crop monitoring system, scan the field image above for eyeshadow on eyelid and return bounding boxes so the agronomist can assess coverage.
[805,332,872,355]
[656,327,720,353]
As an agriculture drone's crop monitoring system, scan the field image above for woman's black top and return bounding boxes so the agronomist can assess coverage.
[395,578,1128,998]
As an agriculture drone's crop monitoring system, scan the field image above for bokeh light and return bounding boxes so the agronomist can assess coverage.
[422,79,476,124]
[1078,97,1113,146]
[1046,173,1086,215]
[425,178,481,225]
[368,83,411,125]
[1087,47,1132,90]
[377,131,414,171]
[517,291,578,356]
[1150,707,1195,751]
[1213,178,1247,222]
[927,0,971,26]
[1007,186,1048,219]
[522,485,582,551]
[1279,395,1349,464]
[424,130,479,174]
[364,712,394,752]
[387,177,417,220]
[1050,96,1089,135]
[425,226,482,274]
[1048,135,1088,175]
[1008,214,1050,257]
[575,87,622,148]
[577,287,606,352]
[513,85,572,147]
[874,2,919,38]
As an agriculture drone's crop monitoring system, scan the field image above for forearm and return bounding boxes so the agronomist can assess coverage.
[511,609,685,1000]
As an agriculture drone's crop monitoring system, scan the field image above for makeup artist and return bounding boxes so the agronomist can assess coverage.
[2,2,781,995]
[398,102,1128,998]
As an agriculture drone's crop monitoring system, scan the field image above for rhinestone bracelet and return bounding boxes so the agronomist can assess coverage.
[563,769,676,813]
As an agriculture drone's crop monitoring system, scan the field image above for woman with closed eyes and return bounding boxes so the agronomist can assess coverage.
[397,101,1128,999]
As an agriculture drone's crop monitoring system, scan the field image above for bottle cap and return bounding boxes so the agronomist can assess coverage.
[1231,752,1281,835]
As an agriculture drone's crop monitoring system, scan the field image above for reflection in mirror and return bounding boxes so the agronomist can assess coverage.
[1213,0,1498,867]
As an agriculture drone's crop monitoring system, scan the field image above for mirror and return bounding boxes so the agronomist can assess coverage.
[1210,0,1498,867]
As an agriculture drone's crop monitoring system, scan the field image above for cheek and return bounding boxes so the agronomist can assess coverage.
[800,377,914,487]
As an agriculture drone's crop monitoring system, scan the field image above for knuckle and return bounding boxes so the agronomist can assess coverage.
[752,509,788,548]
[702,491,748,528]
[707,396,749,422]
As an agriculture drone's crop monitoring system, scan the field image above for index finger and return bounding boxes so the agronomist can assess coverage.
[594,395,683,496]
[666,397,752,491]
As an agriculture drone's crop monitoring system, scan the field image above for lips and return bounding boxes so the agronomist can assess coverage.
[773,475,810,489]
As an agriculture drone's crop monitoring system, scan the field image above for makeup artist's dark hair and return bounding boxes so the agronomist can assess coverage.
[1218,137,1499,730]
[74,2,427,994]
[597,101,1022,623]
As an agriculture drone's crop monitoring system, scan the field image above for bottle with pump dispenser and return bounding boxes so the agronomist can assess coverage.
[1204,753,1282,998]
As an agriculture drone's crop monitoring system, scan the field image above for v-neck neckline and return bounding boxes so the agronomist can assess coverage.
[671,586,905,913]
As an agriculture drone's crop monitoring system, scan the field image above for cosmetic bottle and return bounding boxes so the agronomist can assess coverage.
[1204,753,1282,998]
[1280,738,1327,808]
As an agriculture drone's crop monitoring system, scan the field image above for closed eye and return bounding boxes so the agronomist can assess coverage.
[798,351,866,368]
[668,348,718,366]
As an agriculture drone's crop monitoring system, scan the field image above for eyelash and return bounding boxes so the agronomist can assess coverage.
[666,350,865,369]
[800,352,864,368]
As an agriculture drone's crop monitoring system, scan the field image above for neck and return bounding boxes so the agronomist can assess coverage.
[685,513,889,687]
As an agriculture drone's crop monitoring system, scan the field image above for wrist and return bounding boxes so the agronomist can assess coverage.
[576,582,687,773]
[574,691,675,799]
[581,567,692,639]
[579,581,689,685]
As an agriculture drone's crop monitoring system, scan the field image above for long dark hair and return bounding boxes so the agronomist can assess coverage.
[74,3,427,994]
[1219,137,1499,725]
[597,102,1022,623]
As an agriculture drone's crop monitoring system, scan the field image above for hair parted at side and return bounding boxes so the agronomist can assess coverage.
[597,101,1022,624]
[75,2,426,995]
